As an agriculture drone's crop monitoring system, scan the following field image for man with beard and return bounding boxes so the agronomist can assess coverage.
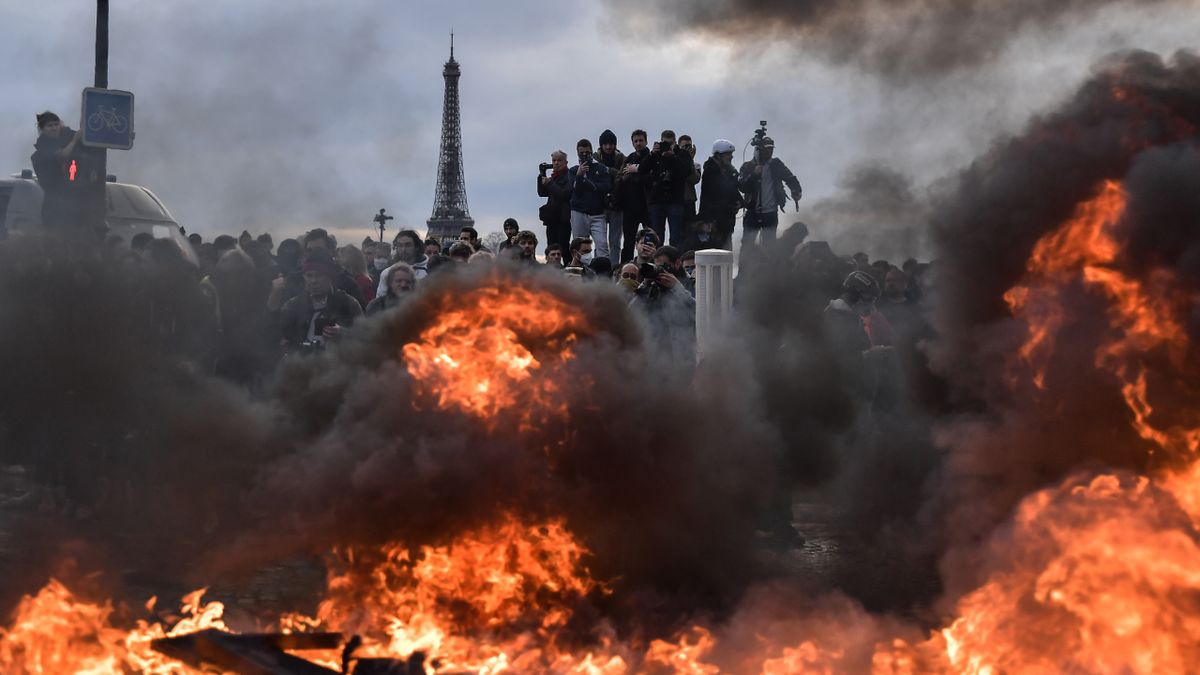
[514,230,539,264]
[366,262,416,316]
[677,134,703,242]
[640,130,693,248]
[699,139,742,250]
[375,230,430,297]
[30,111,83,231]
[280,255,363,351]
[738,136,802,247]
[596,129,626,264]
[616,129,651,264]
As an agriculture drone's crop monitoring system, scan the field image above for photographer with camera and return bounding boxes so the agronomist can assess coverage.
[699,139,742,250]
[567,139,612,261]
[639,130,693,248]
[279,254,363,353]
[596,130,627,265]
[738,125,802,247]
[629,243,696,367]
[537,150,572,254]
[678,134,703,240]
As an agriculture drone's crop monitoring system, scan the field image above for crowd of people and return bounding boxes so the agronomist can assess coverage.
[25,112,934,395]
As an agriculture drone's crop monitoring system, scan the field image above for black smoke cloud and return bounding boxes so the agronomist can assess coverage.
[802,164,930,262]
[923,49,1200,598]
[604,0,1174,78]
[0,248,859,619]
[226,266,851,610]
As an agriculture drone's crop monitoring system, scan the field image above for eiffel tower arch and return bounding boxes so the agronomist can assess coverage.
[426,33,473,245]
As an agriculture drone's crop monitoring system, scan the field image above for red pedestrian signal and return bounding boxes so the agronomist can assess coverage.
[68,160,78,181]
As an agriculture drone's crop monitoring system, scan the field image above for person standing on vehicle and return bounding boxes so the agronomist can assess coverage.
[738,136,802,247]
[30,111,83,231]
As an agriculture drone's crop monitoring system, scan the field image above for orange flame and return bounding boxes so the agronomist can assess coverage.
[402,283,589,432]
[934,179,1200,672]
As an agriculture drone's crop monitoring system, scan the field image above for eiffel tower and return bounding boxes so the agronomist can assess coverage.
[426,33,473,244]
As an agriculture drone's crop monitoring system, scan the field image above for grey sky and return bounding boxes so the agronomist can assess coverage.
[2,0,1197,255]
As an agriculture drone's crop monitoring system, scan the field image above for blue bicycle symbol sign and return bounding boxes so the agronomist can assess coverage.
[80,87,135,150]
[87,105,129,134]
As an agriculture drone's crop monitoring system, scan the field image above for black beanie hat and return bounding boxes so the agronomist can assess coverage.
[599,129,617,146]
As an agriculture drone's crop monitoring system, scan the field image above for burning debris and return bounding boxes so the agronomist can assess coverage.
[2,37,1200,675]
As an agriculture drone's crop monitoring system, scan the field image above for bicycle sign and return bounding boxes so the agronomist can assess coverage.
[80,87,134,150]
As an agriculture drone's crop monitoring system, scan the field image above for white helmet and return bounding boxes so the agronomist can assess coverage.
[712,139,736,155]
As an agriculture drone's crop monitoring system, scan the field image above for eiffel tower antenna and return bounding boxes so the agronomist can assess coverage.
[427,32,472,243]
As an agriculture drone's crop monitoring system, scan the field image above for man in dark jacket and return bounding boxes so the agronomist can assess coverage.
[568,139,612,261]
[738,136,801,247]
[299,228,367,307]
[699,139,742,250]
[639,130,693,248]
[596,129,626,264]
[678,134,703,242]
[279,255,363,351]
[30,111,83,231]
[616,129,651,264]
[537,150,572,254]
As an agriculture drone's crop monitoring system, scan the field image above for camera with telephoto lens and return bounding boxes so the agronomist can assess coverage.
[635,264,668,299]
[640,262,669,281]
[539,162,554,175]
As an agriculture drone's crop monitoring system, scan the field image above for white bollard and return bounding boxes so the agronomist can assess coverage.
[694,248,734,363]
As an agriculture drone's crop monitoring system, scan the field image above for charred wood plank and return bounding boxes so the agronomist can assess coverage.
[151,629,341,675]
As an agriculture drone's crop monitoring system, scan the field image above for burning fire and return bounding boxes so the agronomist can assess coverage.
[309,514,609,671]
[934,179,1200,671]
[402,282,589,432]
[5,195,1200,673]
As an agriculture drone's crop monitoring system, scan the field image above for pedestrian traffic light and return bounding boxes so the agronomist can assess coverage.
[67,159,78,182]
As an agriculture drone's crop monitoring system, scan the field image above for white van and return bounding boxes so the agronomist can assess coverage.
[1,170,198,266]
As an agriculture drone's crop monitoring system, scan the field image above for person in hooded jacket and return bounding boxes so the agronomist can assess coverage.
[596,129,626,264]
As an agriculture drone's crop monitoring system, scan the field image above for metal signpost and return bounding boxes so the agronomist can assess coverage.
[80,87,134,150]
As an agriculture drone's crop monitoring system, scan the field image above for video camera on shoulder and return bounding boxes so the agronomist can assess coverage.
[751,120,769,148]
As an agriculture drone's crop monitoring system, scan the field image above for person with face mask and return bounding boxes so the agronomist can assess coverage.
[368,241,392,285]
[738,136,802,248]
[567,237,597,279]
[699,140,742,251]
[567,139,612,262]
